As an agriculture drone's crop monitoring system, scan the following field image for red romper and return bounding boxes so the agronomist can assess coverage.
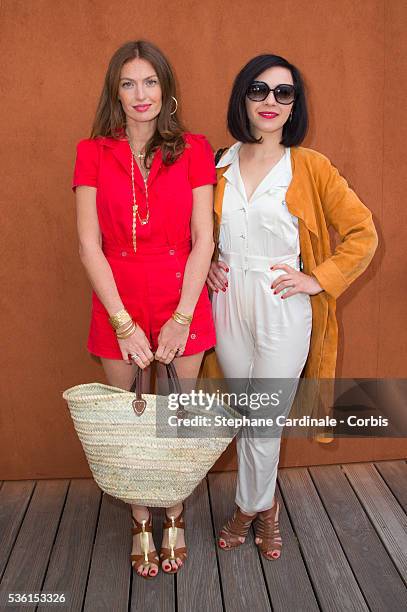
[72,132,217,359]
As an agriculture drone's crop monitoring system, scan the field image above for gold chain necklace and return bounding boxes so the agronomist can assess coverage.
[128,141,150,253]
[128,137,147,162]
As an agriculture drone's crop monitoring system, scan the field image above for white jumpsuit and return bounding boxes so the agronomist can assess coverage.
[212,142,313,513]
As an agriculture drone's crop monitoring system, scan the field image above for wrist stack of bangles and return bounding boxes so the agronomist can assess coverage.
[109,309,137,338]
[172,311,192,325]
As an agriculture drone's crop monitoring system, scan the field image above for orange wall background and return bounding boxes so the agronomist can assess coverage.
[1,0,406,479]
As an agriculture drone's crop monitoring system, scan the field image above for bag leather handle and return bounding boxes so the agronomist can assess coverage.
[130,362,181,416]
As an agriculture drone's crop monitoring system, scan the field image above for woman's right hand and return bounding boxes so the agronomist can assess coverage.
[206,261,229,292]
[116,324,154,369]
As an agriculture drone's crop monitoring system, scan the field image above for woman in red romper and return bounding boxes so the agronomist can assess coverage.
[73,40,216,579]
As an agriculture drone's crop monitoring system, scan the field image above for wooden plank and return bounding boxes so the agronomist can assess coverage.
[83,492,130,611]
[343,462,407,581]
[0,481,35,578]
[279,468,368,611]
[37,479,101,611]
[0,480,69,611]
[130,507,175,612]
[374,460,407,511]
[208,472,271,612]
[260,481,319,612]
[310,465,407,611]
[177,478,223,612]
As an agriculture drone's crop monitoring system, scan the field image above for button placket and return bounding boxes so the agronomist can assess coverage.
[244,205,250,269]
[170,248,183,290]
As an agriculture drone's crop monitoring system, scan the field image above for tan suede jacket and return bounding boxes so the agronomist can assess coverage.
[205,145,378,380]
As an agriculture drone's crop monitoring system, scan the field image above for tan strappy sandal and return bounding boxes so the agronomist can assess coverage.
[254,501,282,560]
[130,511,159,579]
[159,506,187,574]
[218,506,258,550]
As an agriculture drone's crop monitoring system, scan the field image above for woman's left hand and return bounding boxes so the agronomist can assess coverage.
[271,264,323,298]
[155,318,190,363]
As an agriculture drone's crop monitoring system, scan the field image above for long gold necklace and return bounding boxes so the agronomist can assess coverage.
[128,141,150,253]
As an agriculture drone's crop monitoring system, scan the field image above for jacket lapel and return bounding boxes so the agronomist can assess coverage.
[285,147,319,238]
[214,167,227,224]
[213,168,227,260]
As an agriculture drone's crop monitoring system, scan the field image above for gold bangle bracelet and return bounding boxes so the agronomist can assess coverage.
[172,312,191,326]
[116,322,137,339]
[109,309,132,330]
[116,320,135,334]
[117,328,136,339]
[117,331,136,339]
[173,310,192,322]
[115,320,134,334]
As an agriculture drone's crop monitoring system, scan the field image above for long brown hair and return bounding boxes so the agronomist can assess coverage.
[91,40,186,166]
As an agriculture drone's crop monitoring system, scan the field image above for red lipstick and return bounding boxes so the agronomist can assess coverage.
[258,111,278,119]
[133,104,152,112]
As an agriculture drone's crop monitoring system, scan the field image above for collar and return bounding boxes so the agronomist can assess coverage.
[98,137,163,188]
[215,141,242,167]
[218,143,292,201]
[96,130,126,146]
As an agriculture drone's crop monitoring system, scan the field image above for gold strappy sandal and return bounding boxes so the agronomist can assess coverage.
[130,511,159,579]
[254,501,282,560]
[159,506,187,574]
[218,506,257,550]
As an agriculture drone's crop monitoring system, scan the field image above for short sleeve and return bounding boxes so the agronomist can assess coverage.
[72,138,99,192]
[185,133,217,189]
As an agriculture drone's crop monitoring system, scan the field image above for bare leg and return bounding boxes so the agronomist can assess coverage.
[157,352,204,571]
[156,351,204,393]
[100,357,158,577]
[100,357,151,393]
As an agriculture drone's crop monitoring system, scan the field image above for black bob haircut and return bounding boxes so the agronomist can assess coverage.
[227,54,308,147]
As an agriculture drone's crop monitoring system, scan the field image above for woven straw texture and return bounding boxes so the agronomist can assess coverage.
[62,382,238,507]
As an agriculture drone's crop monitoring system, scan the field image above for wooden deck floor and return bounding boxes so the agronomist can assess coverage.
[0,460,406,611]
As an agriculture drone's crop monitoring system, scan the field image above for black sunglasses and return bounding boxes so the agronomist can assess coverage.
[246,81,296,104]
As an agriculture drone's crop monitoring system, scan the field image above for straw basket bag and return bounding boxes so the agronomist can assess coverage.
[62,363,239,507]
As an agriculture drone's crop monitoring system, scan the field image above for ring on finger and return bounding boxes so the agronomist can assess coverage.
[130,353,140,361]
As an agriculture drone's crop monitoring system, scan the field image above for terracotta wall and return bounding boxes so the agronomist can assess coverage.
[1,0,406,479]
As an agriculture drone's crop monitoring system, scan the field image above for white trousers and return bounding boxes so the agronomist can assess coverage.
[212,252,312,513]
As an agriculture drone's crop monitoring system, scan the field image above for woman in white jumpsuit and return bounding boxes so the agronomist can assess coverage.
[208,55,326,560]
[213,141,312,501]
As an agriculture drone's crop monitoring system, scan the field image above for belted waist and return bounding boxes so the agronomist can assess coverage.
[102,238,192,260]
[219,250,300,272]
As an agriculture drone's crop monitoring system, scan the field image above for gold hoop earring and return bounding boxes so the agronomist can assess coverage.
[170,96,178,116]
